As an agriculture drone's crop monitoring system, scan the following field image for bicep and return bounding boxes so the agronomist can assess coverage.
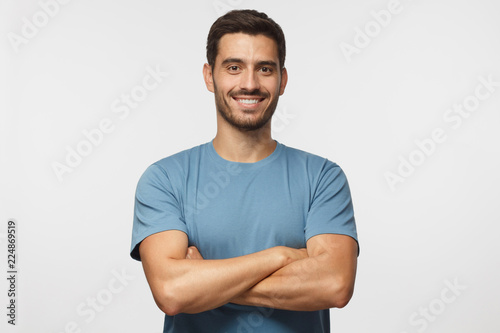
[139,230,188,291]
[306,233,358,279]
[306,233,358,307]
[140,229,188,260]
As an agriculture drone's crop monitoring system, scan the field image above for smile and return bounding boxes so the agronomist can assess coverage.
[232,97,265,106]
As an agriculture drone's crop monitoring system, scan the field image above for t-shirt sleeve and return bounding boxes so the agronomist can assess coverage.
[130,163,187,261]
[304,161,359,253]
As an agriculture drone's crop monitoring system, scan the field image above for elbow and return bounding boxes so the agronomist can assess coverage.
[155,285,185,316]
[331,293,352,309]
[159,301,182,317]
[160,305,181,317]
[327,277,354,309]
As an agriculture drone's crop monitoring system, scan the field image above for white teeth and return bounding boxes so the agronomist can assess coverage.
[237,99,260,104]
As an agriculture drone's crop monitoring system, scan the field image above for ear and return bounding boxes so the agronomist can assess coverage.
[279,67,288,96]
[203,63,214,93]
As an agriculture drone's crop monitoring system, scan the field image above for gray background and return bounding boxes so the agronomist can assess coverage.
[1,0,499,332]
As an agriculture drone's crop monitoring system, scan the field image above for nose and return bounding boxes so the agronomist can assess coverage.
[239,69,260,92]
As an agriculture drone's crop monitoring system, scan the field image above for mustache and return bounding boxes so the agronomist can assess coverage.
[230,90,269,98]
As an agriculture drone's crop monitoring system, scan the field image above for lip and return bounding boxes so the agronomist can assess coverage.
[231,96,265,109]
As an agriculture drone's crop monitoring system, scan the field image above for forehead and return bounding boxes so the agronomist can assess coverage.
[216,33,279,63]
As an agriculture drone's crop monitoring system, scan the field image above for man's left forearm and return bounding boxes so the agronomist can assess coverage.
[230,251,356,311]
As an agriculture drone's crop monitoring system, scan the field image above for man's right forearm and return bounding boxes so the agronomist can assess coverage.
[141,244,306,316]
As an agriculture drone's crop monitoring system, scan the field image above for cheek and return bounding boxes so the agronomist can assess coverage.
[266,77,282,93]
[215,74,238,90]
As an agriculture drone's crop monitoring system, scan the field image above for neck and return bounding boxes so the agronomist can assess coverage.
[213,124,276,163]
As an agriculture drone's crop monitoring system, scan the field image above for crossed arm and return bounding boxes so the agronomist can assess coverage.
[139,230,358,315]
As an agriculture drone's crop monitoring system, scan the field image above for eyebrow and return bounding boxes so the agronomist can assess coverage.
[221,58,278,68]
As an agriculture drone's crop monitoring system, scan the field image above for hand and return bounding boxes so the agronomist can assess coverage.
[186,246,204,260]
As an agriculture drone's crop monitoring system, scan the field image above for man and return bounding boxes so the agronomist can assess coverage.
[130,9,358,333]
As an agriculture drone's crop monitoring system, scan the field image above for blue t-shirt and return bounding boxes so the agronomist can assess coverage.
[130,140,358,333]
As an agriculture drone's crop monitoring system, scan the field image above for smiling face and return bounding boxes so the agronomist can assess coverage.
[204,33,288,132]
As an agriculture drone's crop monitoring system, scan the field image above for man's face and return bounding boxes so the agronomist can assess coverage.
[204,33,287,131]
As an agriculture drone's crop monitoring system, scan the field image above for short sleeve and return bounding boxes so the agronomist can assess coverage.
[130,163,187,261]
[304,162,359,253]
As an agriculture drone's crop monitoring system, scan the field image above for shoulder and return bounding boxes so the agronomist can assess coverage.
[280,143,341,173]
[138,142,210,185]
[278,143,350,191]
[155,142,208,169]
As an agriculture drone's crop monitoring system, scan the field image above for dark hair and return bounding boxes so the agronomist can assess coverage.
[206,9,286,69]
